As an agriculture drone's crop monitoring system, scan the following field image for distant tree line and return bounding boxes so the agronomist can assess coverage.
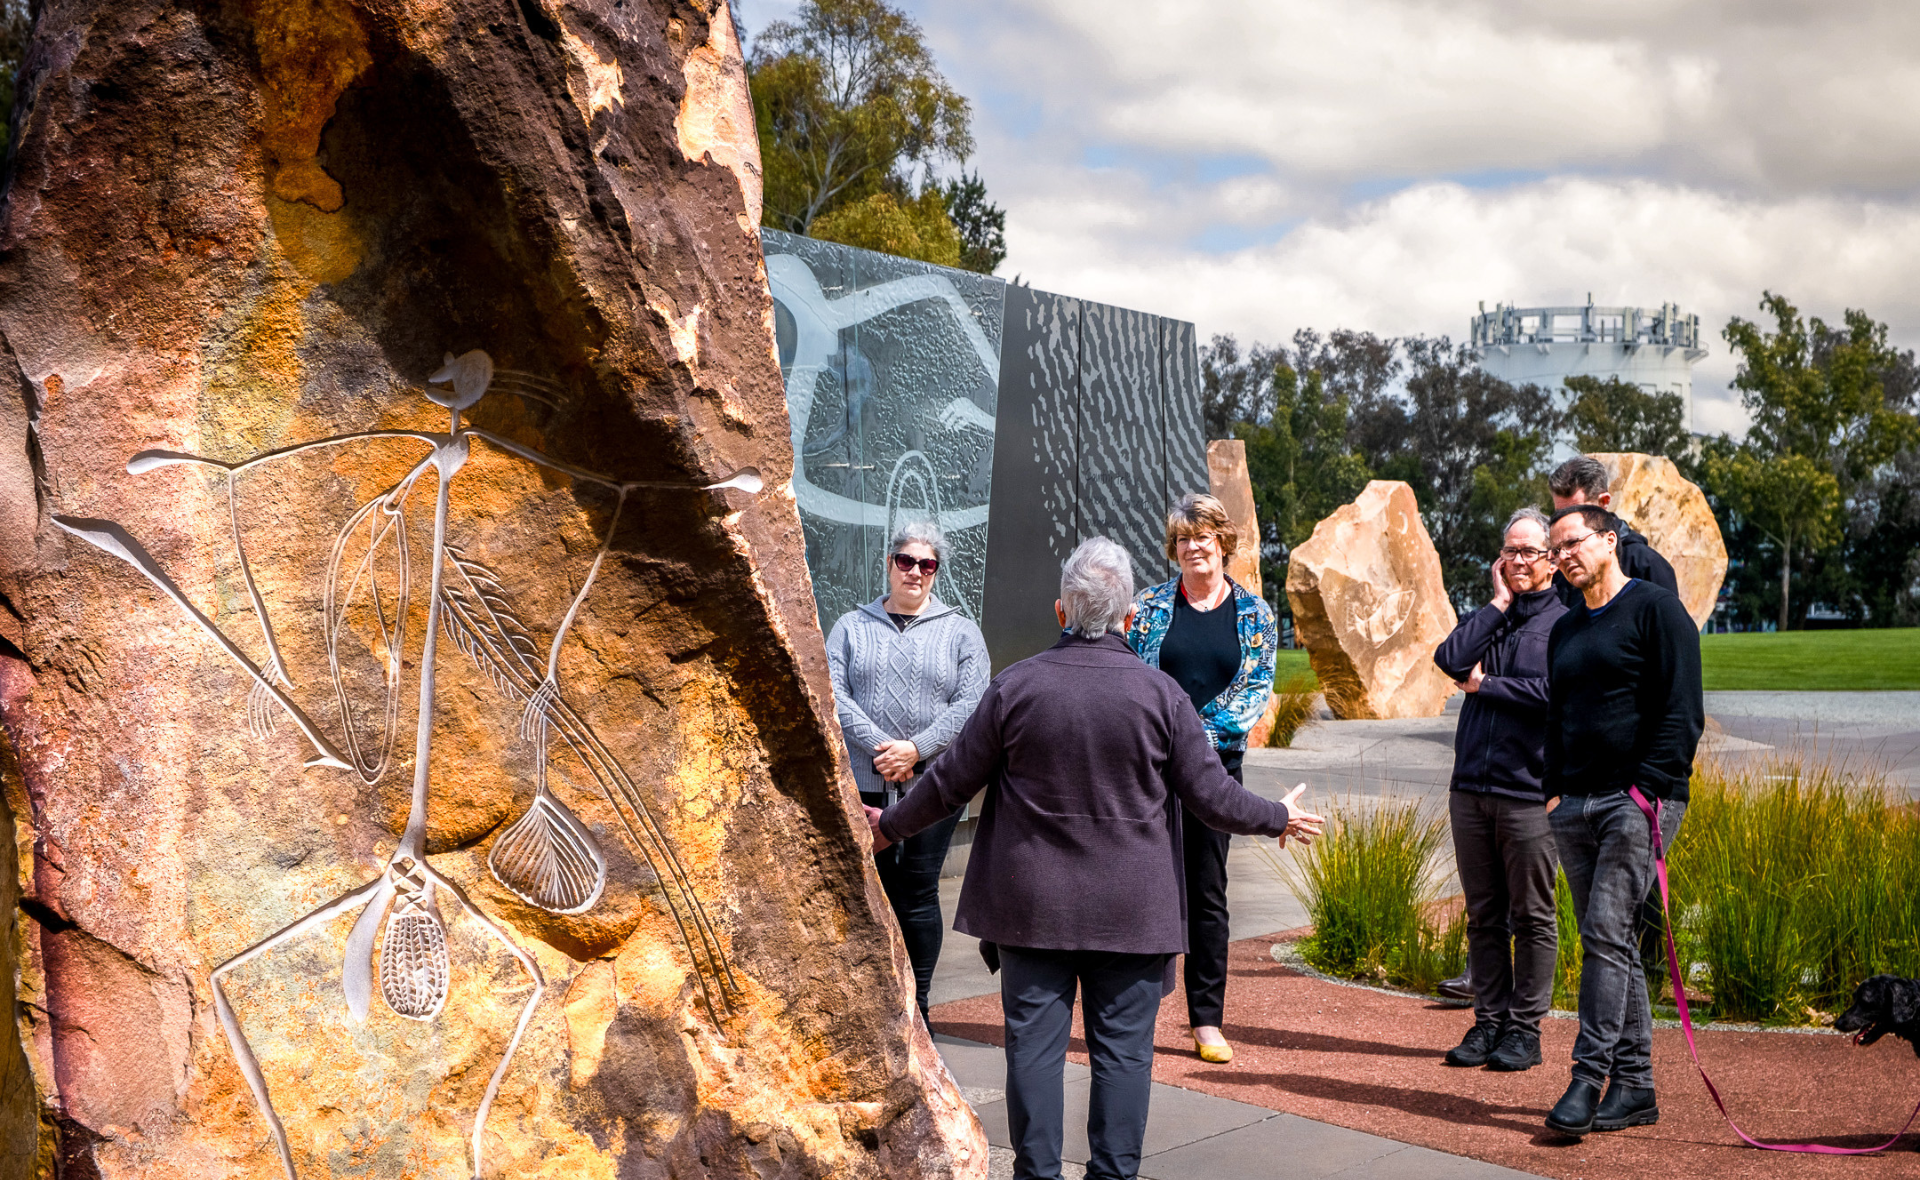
[1207,295,1920,632]
[746,0,1006,274]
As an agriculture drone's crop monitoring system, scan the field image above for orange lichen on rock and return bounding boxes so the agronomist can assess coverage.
[249,0,371,213]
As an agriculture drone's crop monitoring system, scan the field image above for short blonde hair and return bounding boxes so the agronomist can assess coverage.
[1162,493,1240,562]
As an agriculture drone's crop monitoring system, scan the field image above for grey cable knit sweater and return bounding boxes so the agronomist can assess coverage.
[826,594,991,801]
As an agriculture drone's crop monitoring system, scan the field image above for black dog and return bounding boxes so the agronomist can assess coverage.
[1834,975,1920,1055]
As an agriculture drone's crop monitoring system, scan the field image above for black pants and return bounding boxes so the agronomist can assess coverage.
[1180,758,1241,1028]
[1449,791,1558,1035]
[1001,946,1169,1180]
[863,791,961,1023]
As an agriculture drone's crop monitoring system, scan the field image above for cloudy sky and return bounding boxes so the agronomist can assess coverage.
[737,0,1920,437]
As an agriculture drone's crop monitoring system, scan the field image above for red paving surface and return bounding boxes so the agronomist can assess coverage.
[929,934,1920,1179]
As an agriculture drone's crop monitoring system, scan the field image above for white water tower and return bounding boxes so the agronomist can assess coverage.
[1471,299,1708,432]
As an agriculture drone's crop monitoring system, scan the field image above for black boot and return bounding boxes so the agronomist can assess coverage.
[1593,1083,1659,1130]
[1444,1021,1502,1067]
[1485,1025,1542,1072]
[1436,970,1474,1005]
[1545,1079,1601,1137]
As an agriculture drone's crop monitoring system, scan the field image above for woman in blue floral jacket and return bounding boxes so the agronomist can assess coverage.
[1128,493,1277,1064]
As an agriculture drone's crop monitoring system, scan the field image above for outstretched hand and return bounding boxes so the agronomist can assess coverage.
[862,804,892,851]
[1276,782,1325,849]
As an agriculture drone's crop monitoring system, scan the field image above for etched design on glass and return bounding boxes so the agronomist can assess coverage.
[763,230,1004,633]
[1160,318,1209,500]
[52,350,758,1180]
[1077,302,1169,587]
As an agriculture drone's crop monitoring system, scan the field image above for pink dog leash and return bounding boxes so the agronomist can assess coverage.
[1628,785,1920,1153]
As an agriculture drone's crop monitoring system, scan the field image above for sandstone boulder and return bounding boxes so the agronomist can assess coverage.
[0,2,981,1177]
[1590,453,1728,629]
[1285,482,1458,720]
[1207,440,1263,597]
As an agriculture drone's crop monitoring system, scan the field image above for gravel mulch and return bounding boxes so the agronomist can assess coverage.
[929,934,1920,1179]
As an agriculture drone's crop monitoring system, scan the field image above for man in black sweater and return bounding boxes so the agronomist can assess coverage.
[1548,456,1678,608]
[1549,455,1688,993]
[1541,505,1703,1138]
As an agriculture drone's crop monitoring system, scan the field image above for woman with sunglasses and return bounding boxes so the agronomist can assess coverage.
[1126,492,1278,1064]
[826,519,990,1024]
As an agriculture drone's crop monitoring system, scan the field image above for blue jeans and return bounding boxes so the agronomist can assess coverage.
[1000,947,1168,1180]
[1550,791,1685,1090]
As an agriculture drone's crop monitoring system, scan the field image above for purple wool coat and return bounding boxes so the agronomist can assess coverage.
[876,632,1293,955]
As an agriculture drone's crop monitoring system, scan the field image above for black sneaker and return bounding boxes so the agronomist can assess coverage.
[1443,1021,1502,1067]
[1485,1025,1542,1072]
[1545,1079,1601,1137]
[1593,1084,1659,1130]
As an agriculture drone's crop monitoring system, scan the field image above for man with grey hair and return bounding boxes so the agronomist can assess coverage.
[867,536,1322,1180]
[1432,505,1568,1072]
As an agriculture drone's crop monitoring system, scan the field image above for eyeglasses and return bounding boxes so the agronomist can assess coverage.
[1547,531,1603,560]
[1499,546,1549,563]
[891,553,939,575]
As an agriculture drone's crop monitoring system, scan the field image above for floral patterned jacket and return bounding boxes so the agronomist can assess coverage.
[1127,576,1278,752]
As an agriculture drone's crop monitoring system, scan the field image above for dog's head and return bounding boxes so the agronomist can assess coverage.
[1835,975,1920,1052]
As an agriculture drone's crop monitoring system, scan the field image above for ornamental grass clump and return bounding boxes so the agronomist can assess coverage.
[1263,671,1320,749]
[1272,798,1456,987]
[1668,756,1920,1023]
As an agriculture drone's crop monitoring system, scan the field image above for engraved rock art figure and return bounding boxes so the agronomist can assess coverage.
[53,350,762,1180]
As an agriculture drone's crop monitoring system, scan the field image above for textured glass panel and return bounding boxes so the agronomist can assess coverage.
[762,230,1005,637]
[1077,302,1169,589]
[1160,318,1209,502]
[982,287,1082,669]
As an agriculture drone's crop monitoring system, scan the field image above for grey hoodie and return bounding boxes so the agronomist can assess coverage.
[826,594,991,802]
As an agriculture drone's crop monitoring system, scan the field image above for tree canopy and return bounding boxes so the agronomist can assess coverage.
[1563,375,1688,457]
[747,0,1006,273]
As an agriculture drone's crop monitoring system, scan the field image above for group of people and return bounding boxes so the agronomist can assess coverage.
[825,454,1703,1180]
[1435,455,1702,1137]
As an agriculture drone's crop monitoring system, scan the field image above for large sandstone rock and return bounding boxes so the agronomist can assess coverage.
[0,2,982,1177]
[1590,452,1727,629]
[1285,482,1458,720]
[1206,439,1263,597]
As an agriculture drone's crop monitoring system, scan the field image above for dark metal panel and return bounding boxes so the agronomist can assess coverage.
[1160,317,1209,506]
[1076,302,1169,591]
[982,286,1082,671]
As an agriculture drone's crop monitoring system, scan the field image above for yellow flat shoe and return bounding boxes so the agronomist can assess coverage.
[1195,1037,1234,1064]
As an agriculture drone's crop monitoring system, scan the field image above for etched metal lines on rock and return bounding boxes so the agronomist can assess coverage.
[50,350,759,1180]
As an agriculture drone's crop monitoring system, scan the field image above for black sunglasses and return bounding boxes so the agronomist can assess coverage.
[891,553,939,575]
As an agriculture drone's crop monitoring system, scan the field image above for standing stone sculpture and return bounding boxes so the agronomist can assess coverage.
[0,1,983,1177]
[1590,452,1728,629]
[1285,481,1458,720]
[1206,439,1263,597]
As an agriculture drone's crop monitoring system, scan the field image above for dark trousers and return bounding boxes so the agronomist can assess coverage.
[1179,759,1241,1028]
[1550,791,1687,1090]
[863,792,961,1023]
[1449,791,1558,1035]
[1000,947,1169,1180]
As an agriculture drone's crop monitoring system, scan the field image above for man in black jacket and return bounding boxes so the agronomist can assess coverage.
[1433,507,1567,1073]
[1550,454,1688,991]
[1541,505,1703,1139]
[867,536,1323,1180]
[1548,456,1677,608]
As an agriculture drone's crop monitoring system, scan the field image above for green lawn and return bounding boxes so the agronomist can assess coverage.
[1274,647,1318,689]
[1700,628,1920,690]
